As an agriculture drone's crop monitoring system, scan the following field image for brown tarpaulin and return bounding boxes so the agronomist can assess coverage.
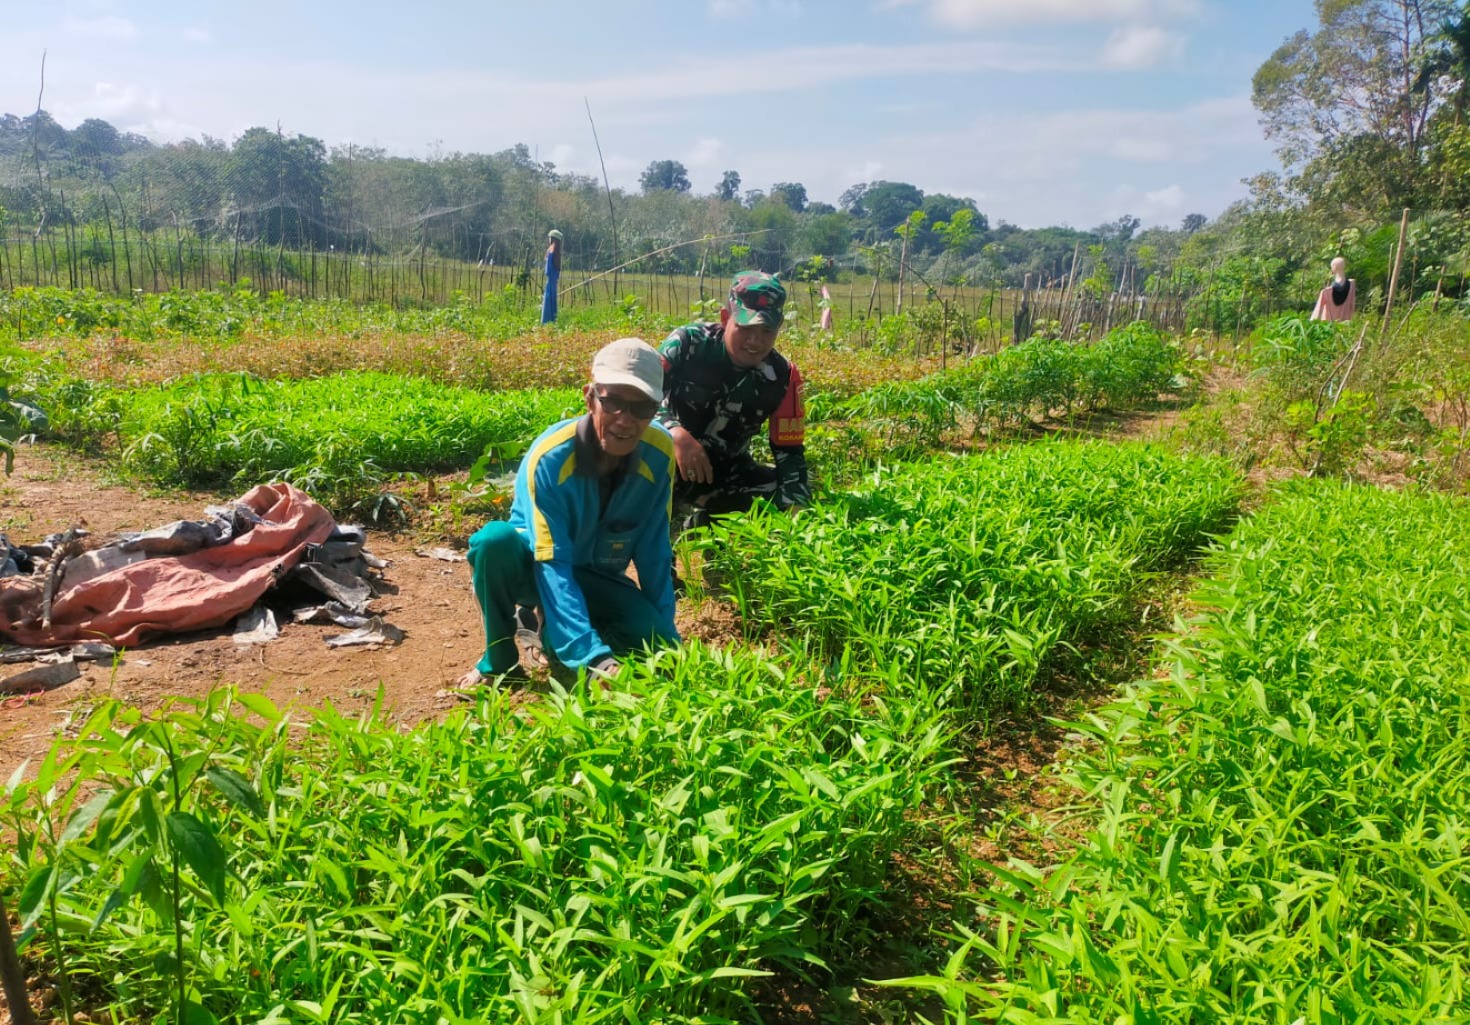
[0,483,336,647]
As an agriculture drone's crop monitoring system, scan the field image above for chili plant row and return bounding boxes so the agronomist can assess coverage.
[907,479,1470,1021]
[5,643,950,1025]
[707,439,1242,726]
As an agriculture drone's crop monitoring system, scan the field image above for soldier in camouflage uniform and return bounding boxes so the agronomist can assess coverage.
[657,270,811,523]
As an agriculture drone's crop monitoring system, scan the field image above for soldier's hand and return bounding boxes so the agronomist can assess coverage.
[670,426,714,485]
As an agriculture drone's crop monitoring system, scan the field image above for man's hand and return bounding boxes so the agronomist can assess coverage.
[670,425,714,485]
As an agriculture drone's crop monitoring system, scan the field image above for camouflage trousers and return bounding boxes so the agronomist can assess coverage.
[673,454,778,525]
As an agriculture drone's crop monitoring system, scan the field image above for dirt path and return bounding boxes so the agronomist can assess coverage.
[0,447,544,783]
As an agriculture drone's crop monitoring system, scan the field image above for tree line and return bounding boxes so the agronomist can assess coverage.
[1,0,1468,318]
[0,109,1210,294]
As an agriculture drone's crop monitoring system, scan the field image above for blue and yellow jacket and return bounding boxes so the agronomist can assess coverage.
[508,414,678,669]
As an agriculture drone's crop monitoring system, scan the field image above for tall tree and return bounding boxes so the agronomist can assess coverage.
[1253,0,1455,184]
[797,210,855,259]
[861,181,925,234]
[715,169,741,201]
[919,193,986,254]
[770,181,807,212]
[1416,2,1470,120]
[838,182,870,216]
[741,197,798,271]
[639,159,691,194]
[230,126,329,247]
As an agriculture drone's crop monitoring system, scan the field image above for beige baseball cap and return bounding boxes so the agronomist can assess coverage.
[591,338,663,403]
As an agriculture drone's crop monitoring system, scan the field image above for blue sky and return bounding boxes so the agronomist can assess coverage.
[3,0,1318,229]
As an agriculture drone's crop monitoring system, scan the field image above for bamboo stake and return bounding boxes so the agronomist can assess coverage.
[1379,208,1411,350]
[866,249,882,322]
[896,229,909,317]
[1059,242,1082,336]
[584,98,621,297]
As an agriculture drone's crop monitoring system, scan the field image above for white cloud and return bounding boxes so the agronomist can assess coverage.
[572,39,1083,102]
[876,101,939,115]
[845,160,884,184]
[0,18,1266,231]
[739,94,1262,227]
[602,154,642,179]
[62,15,139,41]
[11,38,1149,157]
[899,0,1199,28]
[1110,136,1173,161]
[49,81,174,134]
[1101,26,1185,69]
[1143,183,1187,211]
[182,28,211,44]
[1097,183,1188,224]
[687,137,724,167]
[711,0,802,16]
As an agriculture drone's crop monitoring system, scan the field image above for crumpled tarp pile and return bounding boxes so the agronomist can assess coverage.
[0,482,389,651]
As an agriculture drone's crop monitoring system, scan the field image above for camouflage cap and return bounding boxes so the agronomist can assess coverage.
[727,270,786,328]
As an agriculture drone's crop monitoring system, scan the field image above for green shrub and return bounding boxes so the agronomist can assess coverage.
[1251,313,1352,400]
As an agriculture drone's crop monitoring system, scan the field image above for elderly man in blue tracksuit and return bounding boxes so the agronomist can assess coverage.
[461,338,680,685]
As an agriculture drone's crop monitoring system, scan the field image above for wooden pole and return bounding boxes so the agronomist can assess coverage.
[1059,242,1082,336]
[865,250,882,322]
[0,892,37,1025]
[896,229,909,317]
[697,238,709,304]
[1379,207,1411,349]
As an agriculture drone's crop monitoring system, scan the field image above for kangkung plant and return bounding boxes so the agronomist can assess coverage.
[704,439,1241,727]
[3,645,951,1024]
[891,480,1470,1021]
[35,371,580,514]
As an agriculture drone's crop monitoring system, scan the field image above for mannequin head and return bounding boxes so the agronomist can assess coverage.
[1330,256,1347,281]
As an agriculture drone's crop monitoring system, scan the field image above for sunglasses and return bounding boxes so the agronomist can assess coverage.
[595,390,660,420]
